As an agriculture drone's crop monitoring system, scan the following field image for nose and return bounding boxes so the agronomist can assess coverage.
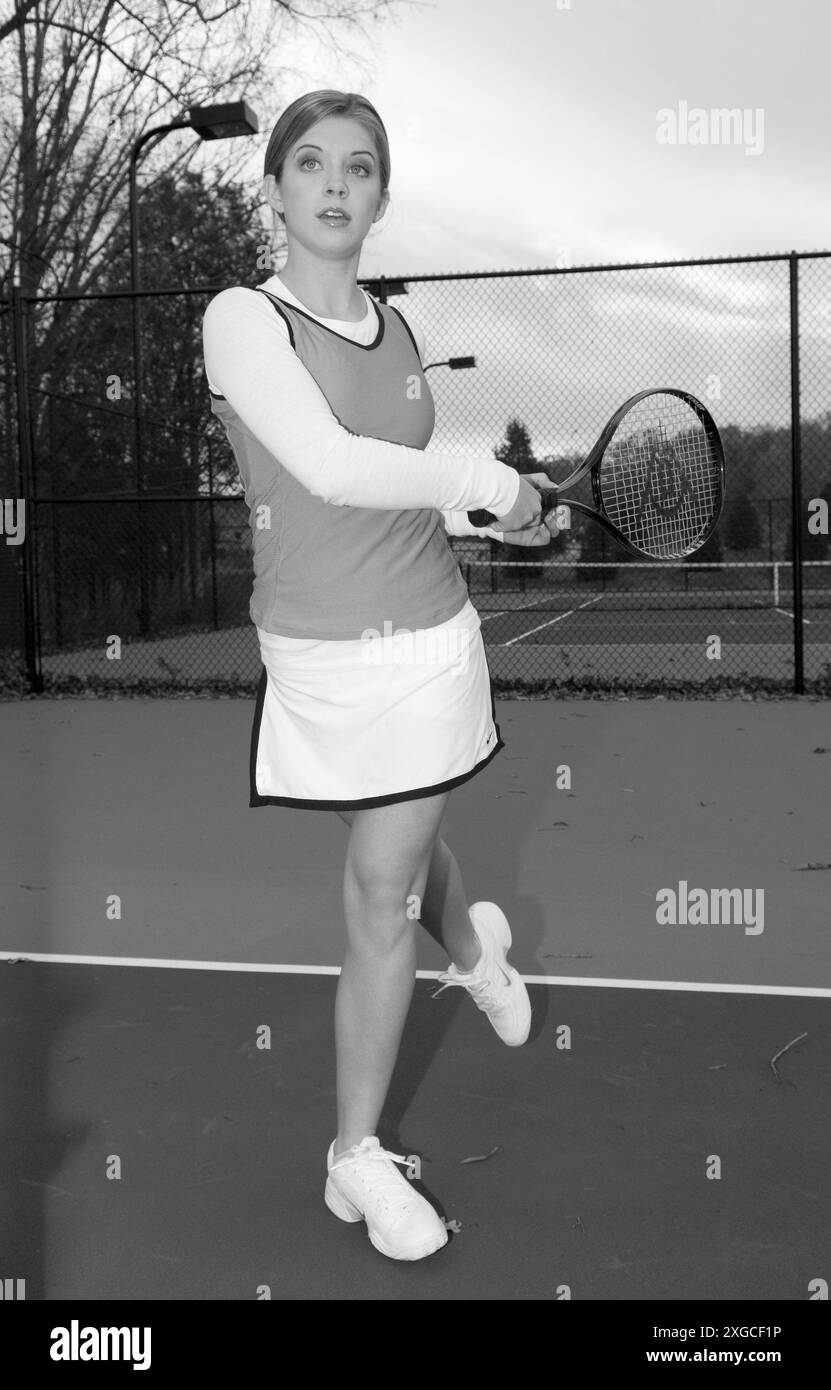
[324,172,347,198]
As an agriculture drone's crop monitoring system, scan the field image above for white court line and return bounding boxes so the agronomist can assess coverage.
[0,952,341,975]
[775,608,810,623]
[2,952,828,997]
[478,596,563,624]
[499,594,605,647]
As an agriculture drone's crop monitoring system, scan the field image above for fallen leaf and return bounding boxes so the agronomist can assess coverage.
[460,1146,501,1165]
[770,1031,808,1080]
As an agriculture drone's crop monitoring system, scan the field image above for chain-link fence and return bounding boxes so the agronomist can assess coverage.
[2,252,830,697]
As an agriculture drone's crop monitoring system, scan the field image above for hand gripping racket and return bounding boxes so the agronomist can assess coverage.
[468,388,725,560]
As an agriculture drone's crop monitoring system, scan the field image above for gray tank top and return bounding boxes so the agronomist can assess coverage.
[209,288,470,639]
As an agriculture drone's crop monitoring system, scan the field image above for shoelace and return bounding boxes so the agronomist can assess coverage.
[431,969,499,1013]
[333,1145,416,1218]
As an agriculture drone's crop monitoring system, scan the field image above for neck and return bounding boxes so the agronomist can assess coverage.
[276,251,366,321]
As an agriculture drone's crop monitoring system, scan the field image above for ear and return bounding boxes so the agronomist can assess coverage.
[373,187,390,224]
[263,173,285,223]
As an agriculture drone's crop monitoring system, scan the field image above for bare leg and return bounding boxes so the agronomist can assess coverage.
[418,836,481,973]
[337,810,481,975]
[334,792,450,1157]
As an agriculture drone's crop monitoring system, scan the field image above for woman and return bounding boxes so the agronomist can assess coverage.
[202,90,556,1262]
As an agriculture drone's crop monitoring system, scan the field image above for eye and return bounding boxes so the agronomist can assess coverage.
[297,155,372,175]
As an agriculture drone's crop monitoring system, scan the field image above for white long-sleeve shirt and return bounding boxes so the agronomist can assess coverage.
[202,274,516,534]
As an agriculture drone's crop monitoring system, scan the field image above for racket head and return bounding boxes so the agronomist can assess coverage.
[587,389,725,560]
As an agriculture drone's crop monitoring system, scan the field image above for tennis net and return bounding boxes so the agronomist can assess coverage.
[458,558,831,613]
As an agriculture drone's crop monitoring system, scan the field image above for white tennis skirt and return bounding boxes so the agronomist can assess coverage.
[249,597,504,810]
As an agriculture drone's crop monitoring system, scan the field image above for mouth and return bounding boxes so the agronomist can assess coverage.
[318,209,351,224]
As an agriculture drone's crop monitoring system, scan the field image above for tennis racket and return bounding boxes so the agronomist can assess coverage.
[468,388,725,560]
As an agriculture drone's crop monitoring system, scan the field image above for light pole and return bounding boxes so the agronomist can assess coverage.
[423,356,476,371]
[421,354,484,581]
[360,283,480,559]
[357,280,477,373]
[361,277,408,304]
[129,99,258,635]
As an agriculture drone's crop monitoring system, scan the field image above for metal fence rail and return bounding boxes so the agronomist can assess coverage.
[1,251,829,695]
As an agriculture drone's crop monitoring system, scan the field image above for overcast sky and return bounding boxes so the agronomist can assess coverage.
[242,0,830,453]
[270,0,831,273]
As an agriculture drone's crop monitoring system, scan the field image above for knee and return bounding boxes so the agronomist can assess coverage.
[343,864,427,931]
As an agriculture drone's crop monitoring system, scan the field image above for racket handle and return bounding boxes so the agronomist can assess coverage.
[467,488,559,530]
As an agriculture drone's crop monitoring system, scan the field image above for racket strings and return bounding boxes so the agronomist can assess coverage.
[599,395,722,559]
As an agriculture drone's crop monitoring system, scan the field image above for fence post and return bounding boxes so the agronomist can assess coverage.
[788,253,804,694]
[207,440,218,629]
[11,284,43,694]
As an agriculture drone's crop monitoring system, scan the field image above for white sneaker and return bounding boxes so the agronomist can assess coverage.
[432,902,532,1046]
[325,1136,448,1261]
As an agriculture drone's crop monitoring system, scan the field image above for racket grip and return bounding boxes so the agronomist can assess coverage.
[467,489,559,530]
[467,507,496,527]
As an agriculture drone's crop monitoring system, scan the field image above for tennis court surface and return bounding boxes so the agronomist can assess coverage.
[2,694,829,1299]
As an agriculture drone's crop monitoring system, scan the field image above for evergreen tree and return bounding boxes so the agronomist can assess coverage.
[724,493,762,551]
[494,419,537,473]
[41,167,267,627]
[494,419,546,584]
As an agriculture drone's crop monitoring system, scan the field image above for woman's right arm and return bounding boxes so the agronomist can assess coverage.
[202,288,521,517]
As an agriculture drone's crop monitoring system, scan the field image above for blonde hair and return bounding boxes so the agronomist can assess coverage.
[264,89,390,226]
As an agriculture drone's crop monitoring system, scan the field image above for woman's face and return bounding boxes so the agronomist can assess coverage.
[267,115,388,255]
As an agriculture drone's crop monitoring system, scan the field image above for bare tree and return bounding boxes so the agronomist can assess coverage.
[0,0,417,641]
[0,0,411,300]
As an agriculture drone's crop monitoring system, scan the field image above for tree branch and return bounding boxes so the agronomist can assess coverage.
[0,0,40,45]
